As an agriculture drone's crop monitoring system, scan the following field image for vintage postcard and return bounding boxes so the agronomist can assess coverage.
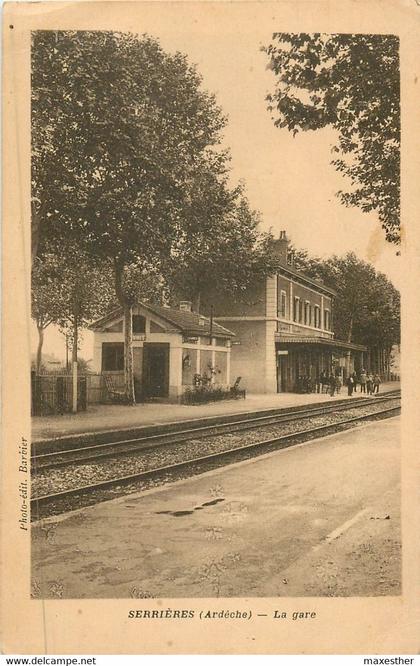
[2,0,420,655]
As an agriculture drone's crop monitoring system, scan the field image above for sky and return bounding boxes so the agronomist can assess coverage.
[32,12,401,363]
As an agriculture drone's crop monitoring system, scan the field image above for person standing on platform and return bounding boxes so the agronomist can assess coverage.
[335,375,342,394]
[366,373,373,395]
[360,369,367,393]
[373,373,381,394]
[329,374,336,397]
[352,371,358,392]
[347,374,354,396]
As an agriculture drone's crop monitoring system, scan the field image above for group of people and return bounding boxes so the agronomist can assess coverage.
[319,369,381,397]
[357,369,381,396]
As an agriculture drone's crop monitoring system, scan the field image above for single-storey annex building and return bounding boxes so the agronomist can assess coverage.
[90,302,235,402]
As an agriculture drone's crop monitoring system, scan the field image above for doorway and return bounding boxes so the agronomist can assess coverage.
[277,354,287,392]
[143,343,170,398]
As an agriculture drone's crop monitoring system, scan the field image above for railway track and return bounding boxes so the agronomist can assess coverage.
[32,391,400,471]
[31,394,400,520]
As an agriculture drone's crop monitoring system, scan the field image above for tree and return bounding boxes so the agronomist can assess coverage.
[166,174,278,312]
[32,243,114,411]
[32,253,66,372]
[292,249,400,373]
[54,247,114,370]
[32,31,229,402]
[263,33,400,243]
[114,262,167,307]
[355,271,400,375]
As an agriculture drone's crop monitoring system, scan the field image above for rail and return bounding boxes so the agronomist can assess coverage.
[31,398,400,520]
[32,391,400,471]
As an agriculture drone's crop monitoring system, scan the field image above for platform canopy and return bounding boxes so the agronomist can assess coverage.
[274,334,367,352]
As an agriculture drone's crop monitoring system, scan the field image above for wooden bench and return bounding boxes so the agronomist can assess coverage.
[103,375,127,403]
[230,376,246,399]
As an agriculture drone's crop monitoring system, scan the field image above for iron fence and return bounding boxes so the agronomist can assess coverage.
[31,372,129,415]
[31,372,87,415]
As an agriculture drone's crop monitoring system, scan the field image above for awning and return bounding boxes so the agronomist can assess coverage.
[274,334,367,353]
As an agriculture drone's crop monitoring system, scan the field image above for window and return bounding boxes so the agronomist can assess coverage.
[304,301,310,325]
[308,304,312,326]
[314,305,321,329]
[280,291,287,318]
[299,299,303,323]
[293,297,300,322]
[102,343,124,371]
[132,315,146,334]
[324,310,330,330]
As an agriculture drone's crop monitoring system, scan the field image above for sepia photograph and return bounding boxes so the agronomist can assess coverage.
[29,24,402,600]
[2,0,419,656]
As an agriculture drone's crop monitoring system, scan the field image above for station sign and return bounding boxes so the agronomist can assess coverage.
[277,350,289,355]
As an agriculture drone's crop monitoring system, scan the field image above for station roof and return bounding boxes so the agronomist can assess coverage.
[274,334,367,352]
[277,262,337,297]
[90,302,236,339]
[144,303,235,338]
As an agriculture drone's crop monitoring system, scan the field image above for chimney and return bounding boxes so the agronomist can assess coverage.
[289,249,295,267]
[270,230,289,264]
[179,300,192,312]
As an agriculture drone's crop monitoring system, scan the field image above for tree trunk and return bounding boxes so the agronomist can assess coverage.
[192,291,201,314]
[123,303,136,405]
[346,313,354,343]
[386,345,392,380]
[114,258,136,405]
[72,314,78,413]
[36,325,44,374]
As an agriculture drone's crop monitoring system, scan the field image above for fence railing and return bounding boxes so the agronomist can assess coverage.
[31,372,87,416]
[31,372,128,415]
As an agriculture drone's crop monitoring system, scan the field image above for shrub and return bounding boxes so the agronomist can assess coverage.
[182,385,232,405]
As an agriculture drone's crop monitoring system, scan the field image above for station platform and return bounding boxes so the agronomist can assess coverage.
[31,381,400,442]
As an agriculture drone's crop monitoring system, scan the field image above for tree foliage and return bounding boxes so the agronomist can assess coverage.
[32,30,227,262]
[166,177,278,311]
[32,31,308,402]
[114,261,166,307]
[32,30,230,401]
[291,249,400,352]
[32,244,114,371]
[263,33,400,243]
[32,251,67,372]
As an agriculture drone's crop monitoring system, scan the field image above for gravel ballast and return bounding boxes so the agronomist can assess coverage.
[32,399,400,501]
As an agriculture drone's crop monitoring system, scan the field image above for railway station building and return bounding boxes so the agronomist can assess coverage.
[213,231,366,394]
[90,302,235,402]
